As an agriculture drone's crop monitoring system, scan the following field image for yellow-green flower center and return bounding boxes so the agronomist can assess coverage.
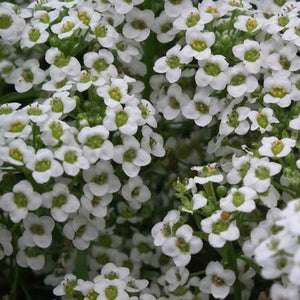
[166,55,180,69]
[257,113,268,128]
[271,140,284,155]
[108,86,122,101]
[78,11,90,25]
[93,58,109,73]
[28,28,41,42]
[244,48,260,62]
[190,38,207,52]
[269,86,287,98]
[123,148,136,162]
[85,135,104,149]
[232,191,245,207]
[9,121,25,133]
[14,192,28,207]
[50,121,63,140]
[22,69,34,83]
[9,147,23,162]
[0,14,12,29]
[204,62,221,76]
[61,21,75,33]
[246,18,258,32]
[52,194,67,207]
[35,159,51,172]
[64,150,78,163]
[186,12,200,28]
[115,110,128,127]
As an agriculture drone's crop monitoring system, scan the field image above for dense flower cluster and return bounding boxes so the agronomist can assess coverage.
[1,0,300,299]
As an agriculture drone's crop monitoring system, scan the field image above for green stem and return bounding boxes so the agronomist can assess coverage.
[224,243,242,300]
[9,263,19,300]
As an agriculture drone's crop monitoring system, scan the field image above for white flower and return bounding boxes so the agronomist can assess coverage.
[181,192,208,214]
[111,0,143,14]
[81,185,112,218]
[11,59,45,93]
[173,7,213,31]
[130,233,154,264]
[51,16,81,39]
[141,125,165,157]
[113,38,139,63]
[219,106,251,136]
[53,274,78,297]
[24,103,50,124]
[201,211,240,248]
[0,7,25,43]
[195,54,229,90]
[45,48,81,81]
[0,139,34,166]
[164,0,193,18]
[22,213,55,248]
[282,20,300,47]
[78,125,114,163]
[263,75,292,107]
[265,13,295,34]
[270,283,299,300]
[151,210,181,247]
[41,119,73,147]
[226,64,258,97]
[162,224,203,266]
[91,22,119,48]
[248,107,279,133]
[157,84,189,120]
[182,88,220,127]
[123,8,154,42]
[94,278,129,300]
[43,183,80,222]
[192,163,223,184]
[83,160,121,197]
[121,176,151,210]
[84,49,117,78]
[113,136,151,178]
[138,99,157,128]
[26,149,63,184]
[2,112,32,140]
[220,187,257,213]
[243,157,282,193]
[54,145,89,176]
[63,214,98,250]
[31,10,59,30]
[258,136,296,158]
[20,24,49,48]
[234,15,263,33]
[182,29,215,60]
[257,185,281,208]
[0,180,41,223]
[232,39,262,74]
[227,155,251,184]
[103,104,140,135]
[97,78,131,107]
[16,237,45,270]
[266,43,300,72]
[69,5,101,29]
[163,266,189,292]
[43,91,76,117]
[152,11,179,43]
[0,229,13,259]
[154,44,192,83]
[200,261,235,299]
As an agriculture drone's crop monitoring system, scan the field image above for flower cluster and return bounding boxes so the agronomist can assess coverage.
[2,0,300,299]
